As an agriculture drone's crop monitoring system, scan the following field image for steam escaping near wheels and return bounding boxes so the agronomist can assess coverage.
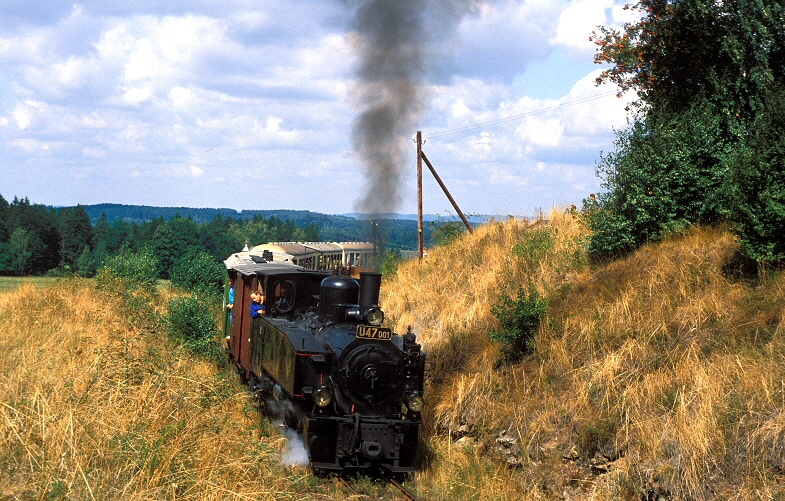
[280,425,310,467]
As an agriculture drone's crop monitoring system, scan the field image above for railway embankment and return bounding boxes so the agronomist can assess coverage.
[382,210,785,500]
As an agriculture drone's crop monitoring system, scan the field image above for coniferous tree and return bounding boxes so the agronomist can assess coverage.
[58,205,94,271]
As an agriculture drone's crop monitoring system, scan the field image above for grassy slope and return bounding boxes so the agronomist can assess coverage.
[0,281,339,500]
[381,211,785,500]
[2,212,784,500]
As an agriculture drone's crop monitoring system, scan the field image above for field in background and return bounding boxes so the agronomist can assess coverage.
[0,276,60,293]
[2,213,784,499]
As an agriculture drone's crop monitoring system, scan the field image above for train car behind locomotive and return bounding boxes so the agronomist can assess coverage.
[223,249,425,473]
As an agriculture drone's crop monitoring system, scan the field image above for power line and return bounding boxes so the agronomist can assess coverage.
[426,90,620,139]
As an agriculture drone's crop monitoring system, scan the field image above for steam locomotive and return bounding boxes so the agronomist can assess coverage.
[222,248,425,472]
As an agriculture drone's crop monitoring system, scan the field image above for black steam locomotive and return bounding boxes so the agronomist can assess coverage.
[222,249,425,472]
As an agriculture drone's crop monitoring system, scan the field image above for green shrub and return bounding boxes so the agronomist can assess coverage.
[428,213,473,247]
[95,248,160,328]
[582,206,637,262]
[489,285,546,362]
[379,248,403,277]
[586,101,733,261]
[165,296,219,359]
[96,248,159,293]
[512,228,553,264]
[169,250,224,299]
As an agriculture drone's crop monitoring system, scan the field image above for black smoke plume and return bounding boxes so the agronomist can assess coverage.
[344,0,477,215]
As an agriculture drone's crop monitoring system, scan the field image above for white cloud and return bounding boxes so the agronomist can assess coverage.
[121,86,152,105]
[266,116,282,132]
[0,0,636,215]
[9,138,49,152]
[516,116,564,147]
[452,0,558,83]
[169,86,193,106]
[552,0,614,50]
[12,106,31,129]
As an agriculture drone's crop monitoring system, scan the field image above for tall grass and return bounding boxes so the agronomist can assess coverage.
[382,211,785,499]
[4,211,784,500]
[0,280,338,500]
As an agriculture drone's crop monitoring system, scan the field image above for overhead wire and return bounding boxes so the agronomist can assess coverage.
[426,89,620,139]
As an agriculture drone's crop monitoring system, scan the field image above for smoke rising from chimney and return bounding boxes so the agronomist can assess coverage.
[344,0,477,215]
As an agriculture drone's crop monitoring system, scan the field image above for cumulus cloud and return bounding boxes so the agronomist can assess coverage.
[552,0,614,50]
[0,0,634,215]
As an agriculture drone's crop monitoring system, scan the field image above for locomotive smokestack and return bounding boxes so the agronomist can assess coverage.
[359,272,382,310]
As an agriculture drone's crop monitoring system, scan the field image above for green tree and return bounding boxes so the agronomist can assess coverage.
[588,0,785,260]
[150,216,200,278]
[8,228,37,275]
[199,215,243,261]
[0,194,9,243]
[591,0,785,121]
[7,197,60,274]
[58,205,94,271]
[169,250,224,298]
[726,84,785,262]
[75,245,95,277]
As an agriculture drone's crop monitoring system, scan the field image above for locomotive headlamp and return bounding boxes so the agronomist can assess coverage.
[313,388,332,407]
[365,307,384,326]
[406,394,424,413]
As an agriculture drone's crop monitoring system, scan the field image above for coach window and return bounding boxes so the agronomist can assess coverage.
[273,280,296,313]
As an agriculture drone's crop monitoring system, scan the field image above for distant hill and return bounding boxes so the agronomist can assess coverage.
[80,203,347,226]
[76,203,446,250]
[341,212,493,223]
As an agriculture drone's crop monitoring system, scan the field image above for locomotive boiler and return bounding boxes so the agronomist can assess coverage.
[223,249,425,472]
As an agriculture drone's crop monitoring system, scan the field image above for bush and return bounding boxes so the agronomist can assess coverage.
[165,296,219,359]
[95,248,159,293]
[379,248,403,277]
[428,213,473,247]
[512,228,553,264]
[726,84,785,264]
[587,101,733,261]
[169,250,224,299]
[95,248,160,328]
[489,285,546,362]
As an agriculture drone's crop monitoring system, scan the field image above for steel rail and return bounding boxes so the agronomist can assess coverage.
[389,477,422,501]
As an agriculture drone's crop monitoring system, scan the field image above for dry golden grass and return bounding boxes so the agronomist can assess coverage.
[5,211,785,500]
[0,280,352,500]
[381,211,785,500]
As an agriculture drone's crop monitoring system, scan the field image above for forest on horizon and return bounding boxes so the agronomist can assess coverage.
[0,194,437,278]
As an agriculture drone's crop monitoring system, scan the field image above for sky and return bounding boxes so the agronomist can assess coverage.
[0,0,639,218]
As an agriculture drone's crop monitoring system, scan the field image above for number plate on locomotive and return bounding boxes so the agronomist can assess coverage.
[355,326,392,340]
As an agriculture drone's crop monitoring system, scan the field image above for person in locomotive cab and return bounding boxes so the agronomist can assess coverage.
[226,280,234,316]
[250,291,266,318]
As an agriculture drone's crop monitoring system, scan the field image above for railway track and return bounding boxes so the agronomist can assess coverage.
[388,477,421,501]
[336,474,423,501]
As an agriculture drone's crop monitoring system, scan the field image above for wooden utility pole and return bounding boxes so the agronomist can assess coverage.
[416,130,473,262]
[417,131,424,261]
[421,152,474,235]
